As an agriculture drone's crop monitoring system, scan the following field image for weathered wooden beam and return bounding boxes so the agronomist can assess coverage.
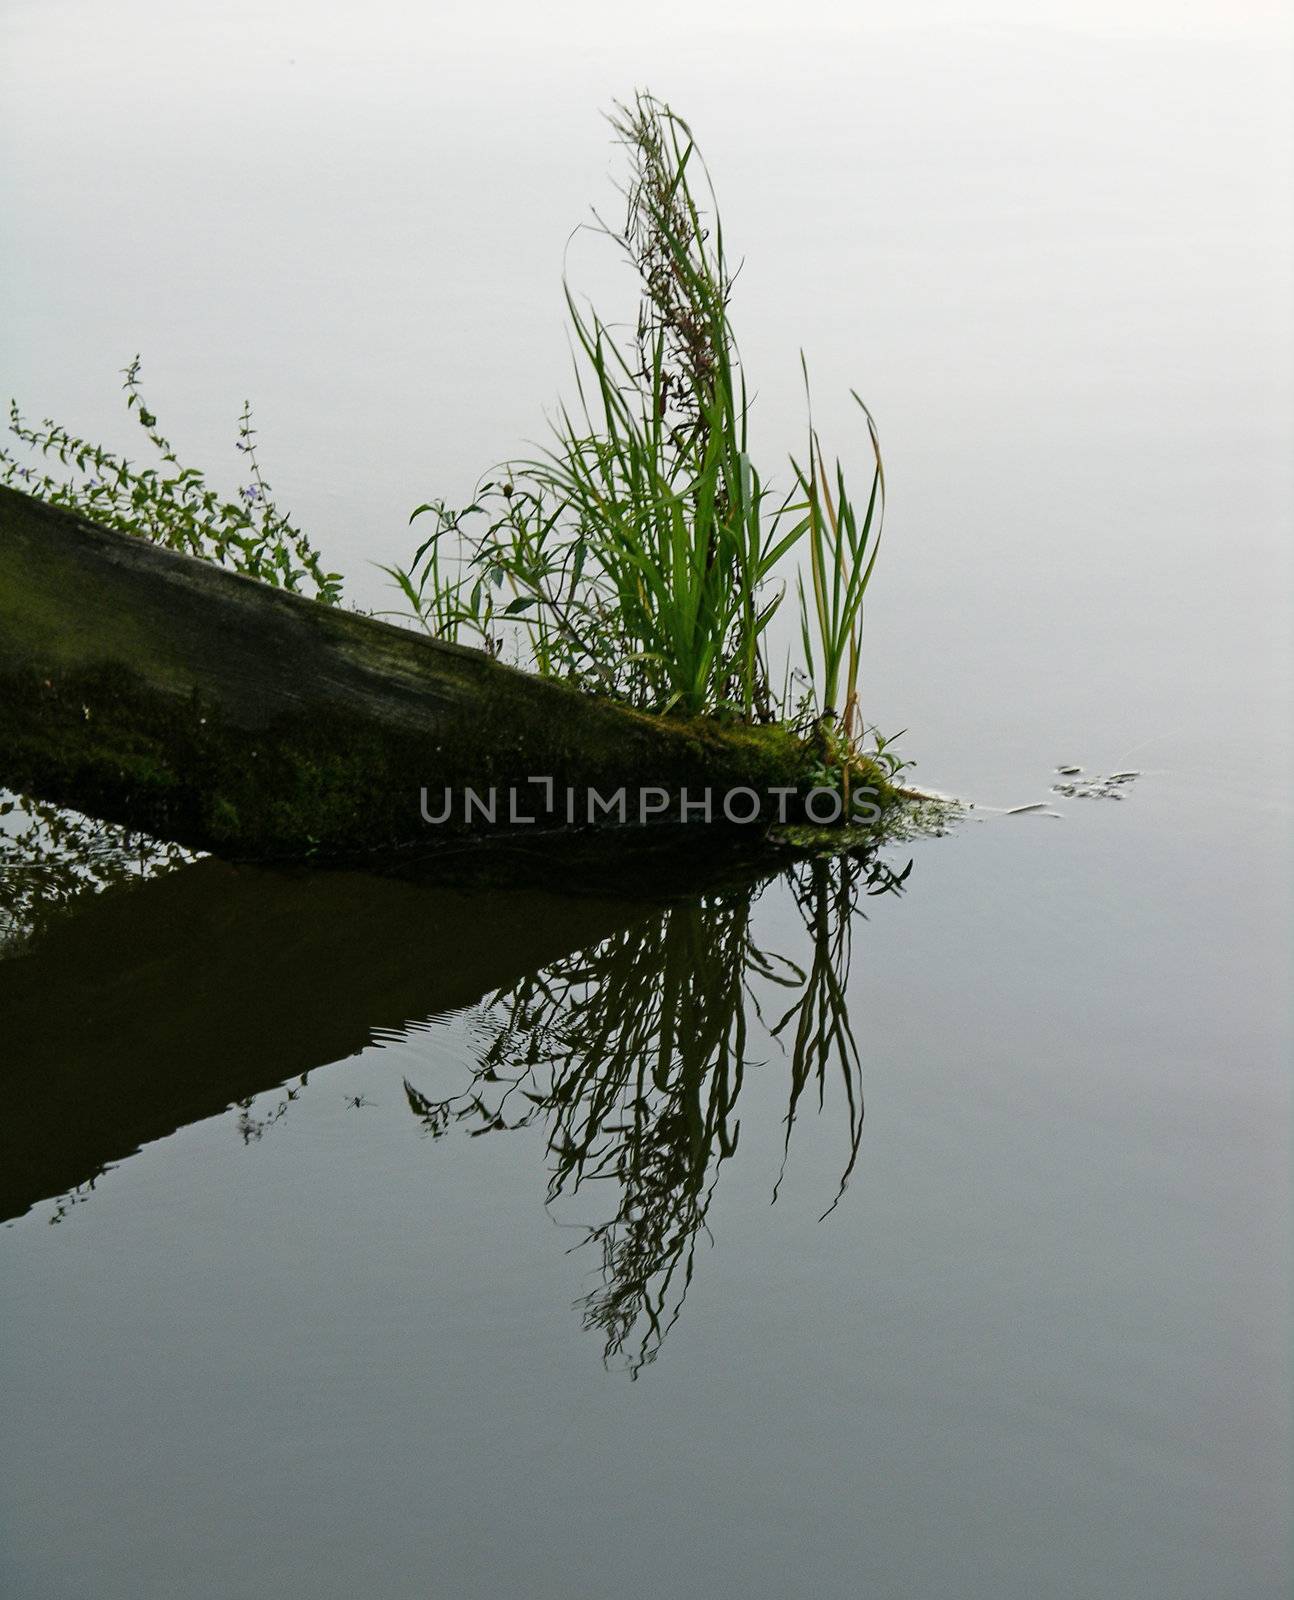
[0,487,828,861]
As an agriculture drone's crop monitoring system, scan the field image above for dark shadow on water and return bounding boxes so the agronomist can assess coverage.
[0,795,911,1371]
[0,807,651,1220]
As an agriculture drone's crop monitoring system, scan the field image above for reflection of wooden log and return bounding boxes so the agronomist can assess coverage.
[0,856,655,1222]
[0,487,820,860]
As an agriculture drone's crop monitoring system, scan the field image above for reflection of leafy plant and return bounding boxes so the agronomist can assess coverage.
[769,853,909,1215]
[0,790,192,953]
[233,1076,310,1145]
[46,1176,101,1227]
[403,850,912,1375]
[407,893,768,1369]
[2,358,343,602]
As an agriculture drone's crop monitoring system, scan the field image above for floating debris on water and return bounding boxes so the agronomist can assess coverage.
[1051,769,1141,801]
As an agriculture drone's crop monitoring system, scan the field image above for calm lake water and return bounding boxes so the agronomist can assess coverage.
[2,2,1291,1596]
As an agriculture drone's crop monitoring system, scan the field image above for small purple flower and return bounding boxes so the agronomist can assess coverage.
[241,485,260,503]
[17,466,32,480]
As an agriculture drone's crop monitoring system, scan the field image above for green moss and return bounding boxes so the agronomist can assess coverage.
[0,533,177,681]
[0,652,911,866]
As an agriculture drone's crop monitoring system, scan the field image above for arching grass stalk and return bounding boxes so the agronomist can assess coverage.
[793,376,886,746]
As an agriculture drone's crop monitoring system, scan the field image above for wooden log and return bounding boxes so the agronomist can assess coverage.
[0,486,831,861]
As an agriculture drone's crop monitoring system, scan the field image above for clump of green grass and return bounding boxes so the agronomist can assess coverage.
[395,92,889,757]
[1,358,343,604]
[2,93,894,783]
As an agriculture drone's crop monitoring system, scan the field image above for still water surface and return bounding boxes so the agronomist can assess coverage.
[1,2,1290,1595]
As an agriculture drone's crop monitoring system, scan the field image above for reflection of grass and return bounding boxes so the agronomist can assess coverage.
[769,853,909,1216]
[404,849,912,1375]
[0,790,192,952]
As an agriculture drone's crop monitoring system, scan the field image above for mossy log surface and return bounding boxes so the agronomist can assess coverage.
[0,487,872,861]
